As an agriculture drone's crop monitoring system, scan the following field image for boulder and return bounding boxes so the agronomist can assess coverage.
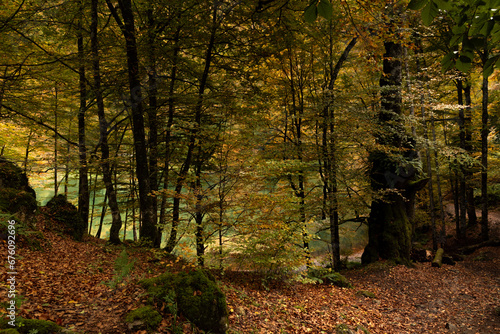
[0,158,37,224]
[141,269,229,333]
[45,194,85,241]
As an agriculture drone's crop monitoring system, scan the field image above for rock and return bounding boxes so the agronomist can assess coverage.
[442,255,456,266]
[356,290,377,299]
[45,194,85,241]
[445,322,458,332]
[0,158,37,224]
[0,329,20,334]
[335,323,355,334]
[411,248,431,262]
[0,317,61,334]
[141,269,229,334]
[125,306,162,331]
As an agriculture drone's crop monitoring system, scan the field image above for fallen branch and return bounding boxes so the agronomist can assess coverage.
[459,239,500,255]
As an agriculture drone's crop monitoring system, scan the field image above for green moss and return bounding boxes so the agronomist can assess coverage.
[125,306,162,331]
[356,290,377,298]
[335,323,353,334]
[0,317,61,334]
[0,329,20,334]
[307,267,353,288]
[45,195,85,241]
[140,269,229,334]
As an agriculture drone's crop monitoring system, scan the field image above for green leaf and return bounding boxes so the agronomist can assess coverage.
[441,51,456,71]
[317,0,333,20]
[422,0,439,25]
[408,0,428,10]
[483,56,497,77]
[456,56,472,72]
[304,3,318,23]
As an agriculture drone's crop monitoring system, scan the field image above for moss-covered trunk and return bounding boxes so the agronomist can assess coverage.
[362,35,424,265]
[362,195,412,264]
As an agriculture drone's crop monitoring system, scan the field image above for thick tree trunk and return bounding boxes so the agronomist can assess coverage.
[91,0,122,244]
[362,41,421,265]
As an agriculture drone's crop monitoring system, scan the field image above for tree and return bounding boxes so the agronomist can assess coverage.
[105,0,159,245]
[91,0,122,244]
[409,0,500,240]
[362,4,425,264]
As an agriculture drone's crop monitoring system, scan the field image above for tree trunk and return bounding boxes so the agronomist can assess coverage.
[91,0,122,244]
[105,0,158,245]
[457,79,467,240]
[463,83,477,226]
[320,36,357,271]
[165,3,217,253]
[362,41,421,265]
[146,5,159,247]
[480,70,489,240]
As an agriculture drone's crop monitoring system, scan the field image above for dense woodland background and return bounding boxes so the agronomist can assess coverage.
[0,0,499,272]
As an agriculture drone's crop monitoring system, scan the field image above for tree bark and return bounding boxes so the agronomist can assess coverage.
[77,0,89,232]
[319,36,357,271]
[480,71,489,240]
[105,0,158,245]
[165,3,218,253]
[146,4,159,247]
[362,41,421,265]
[91,0,122,244]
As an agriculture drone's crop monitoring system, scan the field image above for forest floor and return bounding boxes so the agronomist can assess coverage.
[0,208,499,334]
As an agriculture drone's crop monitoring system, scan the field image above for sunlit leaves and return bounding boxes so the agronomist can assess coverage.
[409,0,500,77]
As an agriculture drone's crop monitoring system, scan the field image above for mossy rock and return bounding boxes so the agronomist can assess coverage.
[0,317,61,334]
[0,158,35,194]
[141,269,229,333]
[0,329,21,334]
[307,267,353,288]
[45,194,85,241]
[356,290,377,298]
[335,323,355,334]
[0,158,37,225]
[125,306,162,332]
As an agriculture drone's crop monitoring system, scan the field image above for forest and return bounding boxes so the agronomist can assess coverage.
[0,0,499,333]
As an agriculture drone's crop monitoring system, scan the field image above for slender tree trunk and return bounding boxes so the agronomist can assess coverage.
[457,79,467,240]
[95,190,108,239]
[463,83,477,226]
[23,129,33,173]
[159,27,180,236]
[91,0,122,244]
[165,3,218,253]
[54,86,58,196]
[89,171,98,235]
[320,36,357,271]
[105,0,158,245]
[146,5,159,247]
[431,117,446,247]
[480,65,489,240]
[78,0,90,234]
